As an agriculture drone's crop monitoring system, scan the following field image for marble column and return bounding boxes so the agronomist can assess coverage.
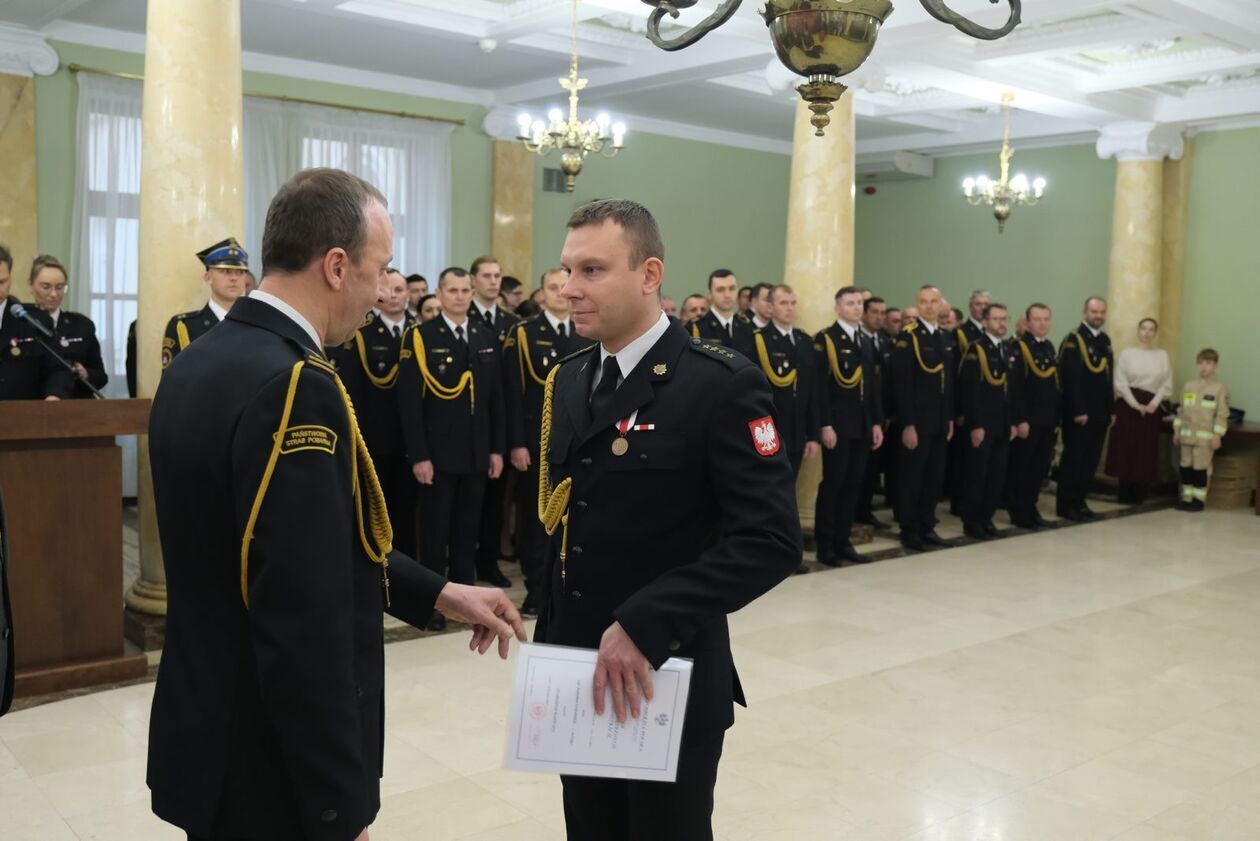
[0,27,58,270]
[1159,138,1194,382]
[782,94,856,528]
[127,0,245,615]
[490,140,535,285]
[1096,123,1185,352]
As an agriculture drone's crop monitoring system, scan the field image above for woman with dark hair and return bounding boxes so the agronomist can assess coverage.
[415,292,441,322]
[1106,317,1172,502]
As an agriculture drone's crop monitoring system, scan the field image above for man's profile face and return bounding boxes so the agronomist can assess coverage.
[753,287,774,321]
[439,273,473,318]
[330,201,393,345]
[770,289,796,327]
[0,263,11,299]
[862,301,886,332]
[472,262,502,303]
[708,275,737,316]
[501,285,525,311]
[205,267,248,304]
[737,288,751,312]
[379,271,408,317]
[561,219,657,343]
[1083,298,1107,329]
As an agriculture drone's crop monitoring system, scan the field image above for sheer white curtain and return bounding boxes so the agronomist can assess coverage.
[244,98,453,280]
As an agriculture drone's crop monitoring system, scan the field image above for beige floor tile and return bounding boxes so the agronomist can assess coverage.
[877,750,1026,811]
[3,721,147,779]
[902,789,1140,841]
[371,778,528,840]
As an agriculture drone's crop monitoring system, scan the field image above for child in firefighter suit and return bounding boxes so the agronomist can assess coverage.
[1173,348,1230,512]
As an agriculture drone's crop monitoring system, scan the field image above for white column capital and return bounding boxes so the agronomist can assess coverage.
[1097,122,1185,162]
[0,24,58,77]
[482,106,524,142]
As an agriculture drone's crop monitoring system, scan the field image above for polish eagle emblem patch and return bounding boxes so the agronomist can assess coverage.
[749,416,780,456]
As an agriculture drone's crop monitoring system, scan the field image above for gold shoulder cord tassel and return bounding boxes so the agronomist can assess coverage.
[974,344,1008,393]
[824,334,864,399]
[538,365,572,584]
[1076,332,1109,375]
[355,332,400,388]
[1019,339,1059,387]
[908,329,945,394]
[754,332,798,391]
[517,325,549,389]
[411,330,476,413]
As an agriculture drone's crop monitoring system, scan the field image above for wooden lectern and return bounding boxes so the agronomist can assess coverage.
[0,399,150,697]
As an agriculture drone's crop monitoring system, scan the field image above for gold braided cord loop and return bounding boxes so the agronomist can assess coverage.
[331,371,393,565]
[972,344,1007,390]
[1075,332,1109,375]
[824,334,864,398]
[956,327,971,356]
[410,328,475,413]
[755,332,797,390]
[905,324,945,394]
[176,320,192,351]
[538,364,571,539]
[517,324,549,388]
[354,331,400,389]
[1019,338,1060,387]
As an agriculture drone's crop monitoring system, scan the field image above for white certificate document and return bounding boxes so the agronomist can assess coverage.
[504,643,693,782]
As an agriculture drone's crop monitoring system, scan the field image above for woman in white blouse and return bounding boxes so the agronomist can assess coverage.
[1105,318,1173,502]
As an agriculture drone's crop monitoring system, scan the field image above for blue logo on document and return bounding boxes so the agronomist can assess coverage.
[655,713,670,726]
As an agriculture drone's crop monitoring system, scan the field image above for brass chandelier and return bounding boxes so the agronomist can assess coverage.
[516,0,625,192]
[962,93,1046,233]
[639,0,1022,135]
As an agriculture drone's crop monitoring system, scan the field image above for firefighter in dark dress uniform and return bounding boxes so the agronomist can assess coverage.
[160,237,250,371]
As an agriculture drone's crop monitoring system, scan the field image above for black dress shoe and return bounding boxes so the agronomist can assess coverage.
[1079,505,1098,520]
[900,532,924,551]
[963,523,990,540]
[922,530,948,547]
[862,516,891,530]
[1031,513,1052,528]
[838,545,873,564]
[816,552,843,568]
[793,563,811,575]
[479,569,512,588]
[1174,499,1192,511]
[1058,509,1085,522]
[982,521,1002,537]
[426,613,447,632]
[520,597,539,618]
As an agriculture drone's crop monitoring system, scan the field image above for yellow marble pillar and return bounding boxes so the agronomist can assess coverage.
[490,140,535,285]
[127,0,245,615]
[1159,138,1194,381]
[0,73,37,268]
[1105,160,1164,351]
[782,95,855,527]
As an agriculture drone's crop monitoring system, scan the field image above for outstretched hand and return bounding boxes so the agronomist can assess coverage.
[434,583,528,659]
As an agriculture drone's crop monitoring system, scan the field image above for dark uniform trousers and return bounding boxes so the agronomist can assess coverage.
[474,307,518,579]
[686,309,756,359]
[397,316,505,586]
[50,310,108,398]
[536,324,801,840]
[1056,326,1114,515]
[1007,334,1061,523]
[891,323,952,539]
[754,325,819,478]
[946,323,980,513]
[327,314,418,559]
[149,298,444,841]
[958,336,1013,527]
[813,325,882,557]
[856,330,894,522]
[502,316,593,601]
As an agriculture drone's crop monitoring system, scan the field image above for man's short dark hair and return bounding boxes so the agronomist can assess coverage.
[516,299,542,318]
[1197,348,1219,363]
[1026,302,1050,318]
[682,293,707,306]
[0,243,12,271]
[982,303,1008,319]
[438,266,469,288]
[262,168,387,275]
[771,284,795,300]
[708,269,735,289]
[501,275,522,293]
[406,273,427,287]
[567,199,664,268]
[864,296,886,312]
[835,285,862,302]
[952,307,965,323]
[886,307,901,316]
[737,284,752,297]
[751,282,773,301]
[470,256,500,276]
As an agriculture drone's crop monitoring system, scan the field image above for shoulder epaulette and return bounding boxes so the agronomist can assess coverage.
[736,312,751,324]
[305,354,337,377]
[558,342,598,364]
[689,338,749,371]
[173,310,201,321]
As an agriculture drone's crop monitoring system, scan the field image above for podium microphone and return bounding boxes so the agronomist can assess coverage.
[8,303,106,399]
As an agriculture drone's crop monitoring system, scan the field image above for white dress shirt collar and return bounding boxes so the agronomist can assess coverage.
[599,311,671,383]
[473,300,498,322]
[377,310,407,334]
[836,319,858,342]
[752,314,768,329]
[774,322,794,341]
[48,308,62,328]
[442,312,470,336]
[208,299,229,322]
[918,319,938,334]
[543,309,569,335]
[969,317,984,333]
[248,290,323,350]
[1082,322,1101,338]
[713,310,733,331]
[985,331,1004,347]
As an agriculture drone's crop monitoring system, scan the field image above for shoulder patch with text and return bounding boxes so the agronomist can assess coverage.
[278,424,338,455]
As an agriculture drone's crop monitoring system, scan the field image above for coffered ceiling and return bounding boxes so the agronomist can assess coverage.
[4,0,1260,157]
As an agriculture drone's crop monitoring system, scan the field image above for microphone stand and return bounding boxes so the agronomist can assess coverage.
[11,307,107,400]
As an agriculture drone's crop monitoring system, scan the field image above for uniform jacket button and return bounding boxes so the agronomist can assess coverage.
[570,545,583,554]
[575,500,588,510]
[320,809,338,823]
[668,640,681,652]
[640,453,648,461]
[571,590,582,599]
[356,687,364,698]
[580,457,593,466]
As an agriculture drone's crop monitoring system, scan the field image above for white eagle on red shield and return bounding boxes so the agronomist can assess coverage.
[749,416,780,456]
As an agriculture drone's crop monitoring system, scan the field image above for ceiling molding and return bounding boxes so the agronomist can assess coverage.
[0,23,59,76]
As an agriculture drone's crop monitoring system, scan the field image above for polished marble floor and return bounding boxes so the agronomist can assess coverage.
[6,507,1260,840]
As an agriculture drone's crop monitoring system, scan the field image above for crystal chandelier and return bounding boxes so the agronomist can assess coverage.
[639,1,1022,135]
[516,0,625,192]
[962,94,1046,233]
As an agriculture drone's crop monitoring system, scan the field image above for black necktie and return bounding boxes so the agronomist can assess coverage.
[392,324,401,339]
[557,321,567,339]
[482,308,494,328]
[590,355,620,419]
[455,325,466,345]
[725,321,733,341]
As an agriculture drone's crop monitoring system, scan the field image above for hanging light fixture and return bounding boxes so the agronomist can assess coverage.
[516,0,625,192]
[961,93,1046,233]
[638,0,1022,135]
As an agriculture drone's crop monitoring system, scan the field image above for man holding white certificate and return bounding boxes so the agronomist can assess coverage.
[534,199,802,840]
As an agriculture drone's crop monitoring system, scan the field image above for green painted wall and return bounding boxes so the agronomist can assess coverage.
[528,134,791,302]
[854,142,1118,332]
[35,40,493,271]
[1182,126,1260,416]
